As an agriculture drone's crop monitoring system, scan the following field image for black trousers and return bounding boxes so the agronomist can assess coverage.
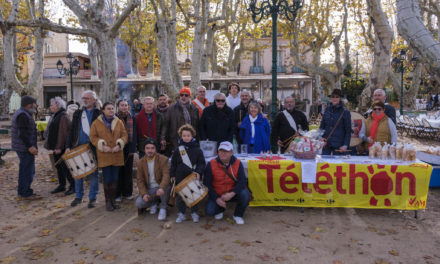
[54,153,74,188]
[117,146,134,197]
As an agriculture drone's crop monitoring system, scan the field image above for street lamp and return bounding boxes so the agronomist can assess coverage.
[391,49,418,115]
[248,0,303,151]
[56,52,80,100]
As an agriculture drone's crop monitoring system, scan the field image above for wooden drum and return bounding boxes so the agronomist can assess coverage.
[175,173,207,207]
[62,144,97,180]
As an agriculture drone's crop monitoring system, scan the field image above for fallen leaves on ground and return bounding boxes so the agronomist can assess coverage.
[63,237,73,243]
[241,241,251,247]
[0,256,17,264]
[221,255,233,261]
[366,227,377,232]
[275,256,286,261]
[388,250,399,256]
[93,249,103,256]
[38,229,51,237]
[374,260,391,264]
[333,261,344,264]
[55,204,66,208]
[103,254,117,261]
[79,246,89,253]
[257,253,271,261]
[226,218,235,224]
[288,246,299,254]
[201,224,212,230]
[315,227,326,233]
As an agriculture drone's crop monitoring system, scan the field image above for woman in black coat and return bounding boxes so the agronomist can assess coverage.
[170,124,206,223]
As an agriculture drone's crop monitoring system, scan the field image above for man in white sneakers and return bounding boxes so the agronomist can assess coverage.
[135,139,170,221]
[203,141,250,224]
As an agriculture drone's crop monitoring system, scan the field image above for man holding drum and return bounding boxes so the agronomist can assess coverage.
[135,139,171,221]
[66,90,101,208]
[204,141,250,225]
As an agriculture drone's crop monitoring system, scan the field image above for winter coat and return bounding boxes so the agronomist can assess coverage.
[136,109,163,152]
[203,155,246,201]
[89,115,128,168]
[319,101,351,149]
[11,108,37,152]
[66,107,101,149]
[136,153,170,196]
[199,104,235,143]
[161,102,199,152]
[271,109,309,146]
[239,113,271,153]
[46,109,70,151]
[170,139,206,184]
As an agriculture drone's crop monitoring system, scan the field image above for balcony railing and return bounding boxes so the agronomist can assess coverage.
[43,68,100,79]
[249,66,264,74]
[291,66,306,73]
[271,66,286,73]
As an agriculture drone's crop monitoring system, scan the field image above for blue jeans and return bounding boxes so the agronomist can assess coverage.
[176,195,198,214]
[102,166,120,183]
[206,188,250,217]
[16,151,35,197]
[75,170,99,200]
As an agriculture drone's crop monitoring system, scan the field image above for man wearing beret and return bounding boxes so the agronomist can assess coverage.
[11,95,41,200]
[161,87,199,154]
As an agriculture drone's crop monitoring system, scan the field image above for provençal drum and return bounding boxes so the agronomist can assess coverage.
[62,144,97,180]
[175,173,208,207]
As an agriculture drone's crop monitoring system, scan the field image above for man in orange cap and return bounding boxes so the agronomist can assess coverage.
[161,87,199,153]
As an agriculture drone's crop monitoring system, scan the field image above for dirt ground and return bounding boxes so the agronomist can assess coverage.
[0,134,440,264]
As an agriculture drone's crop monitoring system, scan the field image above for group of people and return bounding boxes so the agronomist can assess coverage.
[11,83,399,224]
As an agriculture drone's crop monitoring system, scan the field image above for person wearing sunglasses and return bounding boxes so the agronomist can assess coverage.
[161,87,199,154]
[199,93,235,144]
[319,89,352,155]
[359,101,397,149]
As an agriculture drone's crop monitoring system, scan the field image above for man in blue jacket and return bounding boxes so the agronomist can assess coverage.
[11,96,41,200]
[320,89,351,155]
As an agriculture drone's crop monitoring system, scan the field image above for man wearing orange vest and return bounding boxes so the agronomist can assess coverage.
[192,85,210,117]
[203,141,250,225]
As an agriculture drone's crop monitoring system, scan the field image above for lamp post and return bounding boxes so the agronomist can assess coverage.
[56,52,80,101]
[248,0,303,151]
[391,49,418,115]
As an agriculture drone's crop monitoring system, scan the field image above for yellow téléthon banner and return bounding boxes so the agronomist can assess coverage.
[248,160,432,210]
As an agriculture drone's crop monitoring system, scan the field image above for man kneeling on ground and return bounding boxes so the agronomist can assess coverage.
[203,141,250,225]
[135,139,171,221]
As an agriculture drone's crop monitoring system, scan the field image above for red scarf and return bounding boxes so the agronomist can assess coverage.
[369,112,385,147]
[136,110,157,139]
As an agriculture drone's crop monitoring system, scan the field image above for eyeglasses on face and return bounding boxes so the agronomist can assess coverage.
[180,94,190,97]
[216,99,226,103]
[330,95,340,98]
[373,108,383,111]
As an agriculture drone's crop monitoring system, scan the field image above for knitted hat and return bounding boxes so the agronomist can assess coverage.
[21,95,36,107]
[179,86,191,96]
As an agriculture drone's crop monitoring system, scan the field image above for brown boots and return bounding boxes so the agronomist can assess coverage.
[103,182,119,211]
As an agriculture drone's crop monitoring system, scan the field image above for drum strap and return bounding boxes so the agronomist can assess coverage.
[282,110,297,131]
[179,146,193,169]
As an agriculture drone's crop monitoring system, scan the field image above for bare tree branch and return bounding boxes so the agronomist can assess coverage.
[110,0,140,37]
